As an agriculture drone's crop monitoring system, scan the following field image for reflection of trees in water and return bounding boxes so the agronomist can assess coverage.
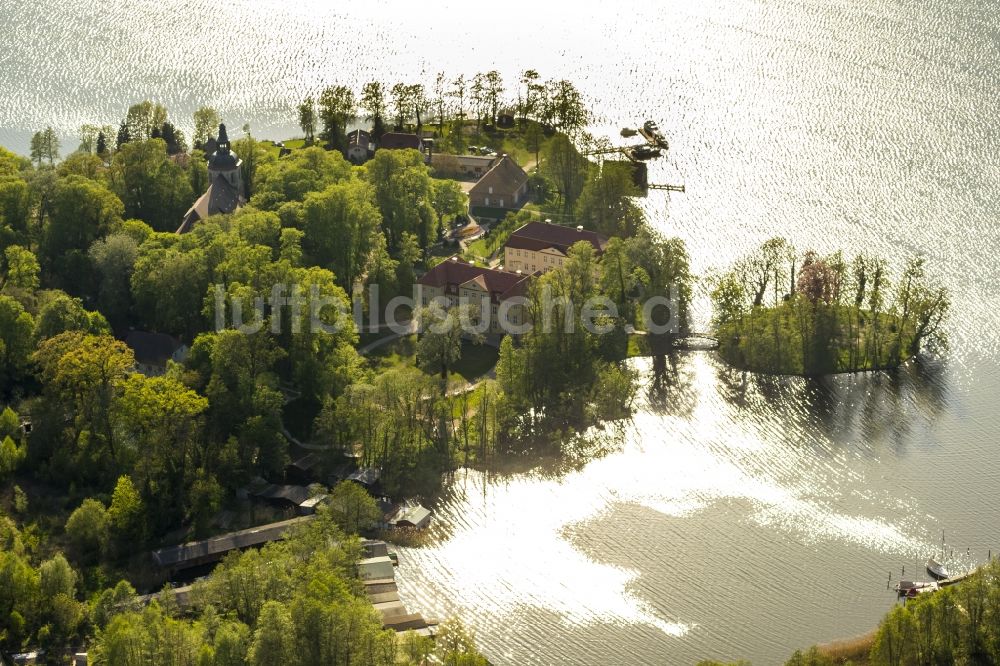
[715,354,950,454]
[433,353,950,530]
[644,352,698,418]
[423,426,629,541]
[443,423,629,497]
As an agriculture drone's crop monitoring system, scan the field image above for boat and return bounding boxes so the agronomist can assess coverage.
[895,580,938,595]
[620,128,637,138]
[926,558,950,580]
[638,125,668,148]
[906,583,940,598]
[629,145,662,160]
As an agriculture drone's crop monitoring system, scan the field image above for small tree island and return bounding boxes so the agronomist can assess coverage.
[710,237,949,376]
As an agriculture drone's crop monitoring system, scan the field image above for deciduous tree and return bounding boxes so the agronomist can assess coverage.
[297,95,316,144]
[318,85,355,152]
[193,106,221,147]
[30,127,60,166]
[0,296,34,391]
[327,480,380,534]
[109,138,193,231]
[65,498,110,561]
[360,82,388,138]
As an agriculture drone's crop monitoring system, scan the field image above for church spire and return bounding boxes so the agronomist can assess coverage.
[217,123,230,152]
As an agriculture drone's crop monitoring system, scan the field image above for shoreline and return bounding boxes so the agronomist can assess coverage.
[814,629,875,663]
[713,353,920,379]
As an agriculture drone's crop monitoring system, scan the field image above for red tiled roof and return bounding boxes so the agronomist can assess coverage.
[505,221,608,255]
[419,257,533,303]
[469,155,527,198]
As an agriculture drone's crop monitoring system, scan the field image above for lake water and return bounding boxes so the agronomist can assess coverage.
[3,0,999,663]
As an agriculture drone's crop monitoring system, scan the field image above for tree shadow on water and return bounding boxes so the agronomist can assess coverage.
[713,354,951,455]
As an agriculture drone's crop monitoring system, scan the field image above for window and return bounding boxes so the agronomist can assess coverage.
[488,186,493,194]
[499,198,504,207]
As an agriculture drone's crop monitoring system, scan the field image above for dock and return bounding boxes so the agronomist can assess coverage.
[360,540,438,635]
[674,334,720,351]
[938,570,976,587]
[138,537,438,637]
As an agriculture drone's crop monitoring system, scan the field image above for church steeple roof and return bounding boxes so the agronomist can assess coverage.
[208,123,238,170]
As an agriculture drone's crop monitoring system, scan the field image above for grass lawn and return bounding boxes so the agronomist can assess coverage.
[357,328,397,349]
[261,137,309,159]
[463,209,540,264]
[260,140,282,159]
[366,336,497,384]
[451,342,499,382]
[367,334,417,372]
[426,243,459,268]
[434,120,545,167]
[464,236,494,262]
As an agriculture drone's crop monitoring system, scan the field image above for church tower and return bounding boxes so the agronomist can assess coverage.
[177,123,246,233]
[207,123,243,194]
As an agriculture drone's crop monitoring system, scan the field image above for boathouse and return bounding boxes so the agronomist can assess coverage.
[389,504,432,529]
[151,515,314,572]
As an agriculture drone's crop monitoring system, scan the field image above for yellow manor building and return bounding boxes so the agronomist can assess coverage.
[503,222,608,274]
[416,256,533,334]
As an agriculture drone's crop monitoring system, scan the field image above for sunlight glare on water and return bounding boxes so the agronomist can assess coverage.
[2,0,999,662]
[396,354,955,664]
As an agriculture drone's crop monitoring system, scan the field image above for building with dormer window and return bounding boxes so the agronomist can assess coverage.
[503,221,608,274]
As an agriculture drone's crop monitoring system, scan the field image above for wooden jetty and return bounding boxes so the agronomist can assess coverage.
[937,570,976,587]
[893,564,980,599]
[674,334,720,351]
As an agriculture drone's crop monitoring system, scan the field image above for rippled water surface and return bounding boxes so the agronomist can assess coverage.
[3,0,999,663]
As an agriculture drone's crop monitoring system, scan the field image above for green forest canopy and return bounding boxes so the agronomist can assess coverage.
[711,237,948,375]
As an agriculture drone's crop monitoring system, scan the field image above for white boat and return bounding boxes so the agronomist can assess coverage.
[926,558,950,580]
